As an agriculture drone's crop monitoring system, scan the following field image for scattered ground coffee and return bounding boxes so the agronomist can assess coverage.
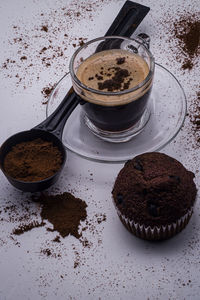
[1,0,102,91]
[189,90,200,145]
[4,138,62,182]
[13,221,45,235]
[41,84,56,100]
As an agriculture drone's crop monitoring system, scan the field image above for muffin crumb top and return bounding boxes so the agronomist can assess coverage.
[112,152,197,227]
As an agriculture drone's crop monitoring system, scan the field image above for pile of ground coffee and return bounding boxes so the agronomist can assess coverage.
[40,192,87,238]
[4,138,62,182]
[11,192,88,239]
[171,14,200,70]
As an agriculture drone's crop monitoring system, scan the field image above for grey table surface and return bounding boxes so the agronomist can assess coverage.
[0,0,200,299]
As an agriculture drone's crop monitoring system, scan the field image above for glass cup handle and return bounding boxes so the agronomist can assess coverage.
[137,33,150,49]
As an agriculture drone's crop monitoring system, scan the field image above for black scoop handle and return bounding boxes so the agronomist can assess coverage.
[34,87,81,140]
[34,1,150,140]
[105,1,150,36]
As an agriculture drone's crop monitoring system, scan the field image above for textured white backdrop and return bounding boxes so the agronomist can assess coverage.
[0,0,199,299]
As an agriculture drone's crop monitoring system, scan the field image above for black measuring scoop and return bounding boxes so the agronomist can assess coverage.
[0,1,150,192]
[0,89,79,192]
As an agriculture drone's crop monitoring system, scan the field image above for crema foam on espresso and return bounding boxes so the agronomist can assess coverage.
[76,49,149,93]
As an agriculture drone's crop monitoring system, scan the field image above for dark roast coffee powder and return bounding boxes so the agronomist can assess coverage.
[40,192,87,238]
[4,138,62,182]
[171,14,200,70]
[13,221,45,235]
[189,90,200,145]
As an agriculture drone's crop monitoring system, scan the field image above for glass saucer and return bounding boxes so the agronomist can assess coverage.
[46,63,187,163]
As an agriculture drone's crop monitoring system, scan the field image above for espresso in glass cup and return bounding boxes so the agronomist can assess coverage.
[69,36,155,142]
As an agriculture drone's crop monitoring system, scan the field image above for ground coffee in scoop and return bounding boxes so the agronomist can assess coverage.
[4,138,62,182]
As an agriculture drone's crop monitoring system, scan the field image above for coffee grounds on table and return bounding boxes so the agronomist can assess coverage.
[171,14,200,70]
[1,0,108,91]
[40,192,87,238]
[41,83,56,102]
[13,221,45,235]
[189,90,200,145]
[191,91,200,126]
[4,138,62,182]
[10,192,87,239]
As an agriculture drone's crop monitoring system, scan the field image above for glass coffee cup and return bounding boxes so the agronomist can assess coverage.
[69,36,155,143]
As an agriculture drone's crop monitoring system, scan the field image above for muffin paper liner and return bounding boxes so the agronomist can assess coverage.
[115,206,194,240]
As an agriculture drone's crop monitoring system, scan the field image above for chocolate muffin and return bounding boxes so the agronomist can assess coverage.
[112,152,197,240]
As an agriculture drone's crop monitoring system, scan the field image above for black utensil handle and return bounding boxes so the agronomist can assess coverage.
[95,1,149,52]
[33,88,81,139]
[105,1,149,37]
[34,1,150,140]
